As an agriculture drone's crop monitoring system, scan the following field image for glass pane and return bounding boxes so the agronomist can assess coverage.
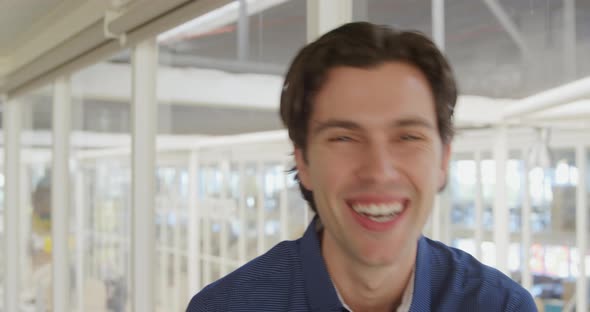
[244,163,260,260]
[263,162,282,250]
[71,53,132,312]
[286,166,310,239]
[445,1,590,100]
[20,85,54,310]
[354,0,432,36]
[154,158,189,311]
[527,147,579,308]
[450,156,477,229]
[156,3,306,306]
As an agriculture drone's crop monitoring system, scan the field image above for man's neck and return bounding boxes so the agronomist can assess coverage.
[321,231,416,312]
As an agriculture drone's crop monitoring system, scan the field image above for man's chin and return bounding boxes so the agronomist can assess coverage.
[354,247,402,267]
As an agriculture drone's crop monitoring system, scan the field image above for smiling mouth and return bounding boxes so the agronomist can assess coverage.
[349,202,406,223]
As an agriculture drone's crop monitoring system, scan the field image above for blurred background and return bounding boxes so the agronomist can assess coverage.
[0,0,589,311]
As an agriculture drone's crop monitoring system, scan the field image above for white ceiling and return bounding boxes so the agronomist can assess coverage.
[0,0,589,136]
[0,0,67,56]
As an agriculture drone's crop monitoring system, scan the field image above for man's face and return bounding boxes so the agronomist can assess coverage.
[295,62,451,266]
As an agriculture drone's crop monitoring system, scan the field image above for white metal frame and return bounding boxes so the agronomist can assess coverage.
[575,144,587,312]
[26,119,590,311]
[474,149,484,260]
[131,38,158,312]
[432,0,445,50]
[306,0,352,42]
[52,76,71,312]
[74,165,86,311]
[521,147,532,290]
[482,0,530,59]
[188,151,201,297]
[3,98,21,312]
[493,125,510,274]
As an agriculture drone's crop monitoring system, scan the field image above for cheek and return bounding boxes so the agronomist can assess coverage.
[308,149,354,191]
[400,150,441,188]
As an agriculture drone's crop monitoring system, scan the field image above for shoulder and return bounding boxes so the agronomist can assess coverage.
[186,239,304,312]
[422,237,537,311]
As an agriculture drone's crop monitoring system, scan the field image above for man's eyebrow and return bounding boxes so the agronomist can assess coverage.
[310,119,361,136]
[393,117,435,129]
[310,117,435,136]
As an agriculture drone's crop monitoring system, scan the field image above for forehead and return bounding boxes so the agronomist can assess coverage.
[312,62,436,123]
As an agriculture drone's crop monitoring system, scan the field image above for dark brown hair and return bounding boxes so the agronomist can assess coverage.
[280,22,458,213]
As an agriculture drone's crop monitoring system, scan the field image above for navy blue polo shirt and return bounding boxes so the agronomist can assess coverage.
[187,217,537,311]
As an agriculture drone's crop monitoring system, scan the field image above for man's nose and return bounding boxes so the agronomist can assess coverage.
[355,142,401,184]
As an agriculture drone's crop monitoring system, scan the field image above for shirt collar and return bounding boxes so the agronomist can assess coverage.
[397,267,415,312]
[334,261,416,312]
[409,236,432,311]
[300,216,345,311]
[300,216,433,312]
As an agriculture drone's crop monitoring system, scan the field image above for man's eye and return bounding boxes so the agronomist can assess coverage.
[400,134,422,141]
[328,136,354,143]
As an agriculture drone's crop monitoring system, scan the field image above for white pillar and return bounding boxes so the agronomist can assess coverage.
[474,150,484,261]
[74,168,86,311]
[493,126,509,274]
[52,76,71,312]
[431,0,446,244]
[432,0,445,51]
[187,151,200,295]
[575,144,587,312]
[307,0,352,42]
[521,148,532,290]
[131,38,157,312]
[19,153,31,305]
[4,97,21,312]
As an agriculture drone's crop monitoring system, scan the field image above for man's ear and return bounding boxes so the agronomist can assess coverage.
[438,143,452,190]
[294,148,312,191]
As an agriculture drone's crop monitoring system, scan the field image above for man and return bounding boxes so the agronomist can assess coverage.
[187,22,537,312]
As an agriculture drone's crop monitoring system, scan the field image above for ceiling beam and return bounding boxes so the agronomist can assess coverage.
[0,56,11,85]
[503,76,590,119]
[482,0,531,59]
[9,0,110,75]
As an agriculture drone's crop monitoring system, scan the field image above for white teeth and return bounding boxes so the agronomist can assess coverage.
[367,215,394,223]
[351,202,404,218]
